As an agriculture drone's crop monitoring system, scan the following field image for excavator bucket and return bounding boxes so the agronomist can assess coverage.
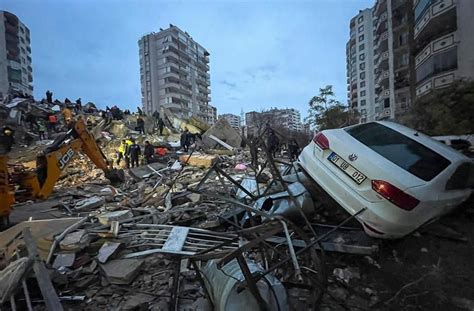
[105,168,125,185]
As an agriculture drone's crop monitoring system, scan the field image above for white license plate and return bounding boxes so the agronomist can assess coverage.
[328,152,367,184]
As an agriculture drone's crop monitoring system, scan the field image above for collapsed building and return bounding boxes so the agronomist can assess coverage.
[0,94,473,311]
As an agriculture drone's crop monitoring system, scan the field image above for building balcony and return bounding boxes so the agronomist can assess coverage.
[415,31,457,68]
[414,0,456,41]
[416,70,457,98]
[376,70,390,86]
[374,0,387,17]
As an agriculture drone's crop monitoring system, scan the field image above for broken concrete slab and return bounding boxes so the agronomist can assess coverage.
[53,253,76,269]
[128,162,168,180]
[97,210,133,226]
[202,118,242,148]
[59,230,90,251]
[75,196,105,211]
[100,259,143,285]
[121,293,155,310]
[179,154,217,168]
[97,242,121,263]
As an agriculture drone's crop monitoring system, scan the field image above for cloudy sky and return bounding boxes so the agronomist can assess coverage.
[3,0,373,117]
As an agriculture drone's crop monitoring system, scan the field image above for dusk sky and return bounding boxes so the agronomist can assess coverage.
[2,0,373,117]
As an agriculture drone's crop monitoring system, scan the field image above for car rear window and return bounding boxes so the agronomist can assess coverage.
[345,122,451,181]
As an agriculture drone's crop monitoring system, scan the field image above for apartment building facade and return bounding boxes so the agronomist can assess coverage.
[138,25,216,124]
[219,113,241,130]
[0,11,33,99]
[414,0,474,98]
[346,8,376,123]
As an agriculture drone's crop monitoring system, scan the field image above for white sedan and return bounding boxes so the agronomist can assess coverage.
[298,121,473,239]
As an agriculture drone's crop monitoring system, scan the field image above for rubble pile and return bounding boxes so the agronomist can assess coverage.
[1,94,473,311]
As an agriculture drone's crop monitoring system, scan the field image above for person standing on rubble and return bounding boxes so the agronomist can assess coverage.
[37,121,47,141]
[136,116,145,135]
[46,90,53,103]
[144,141,154,164]
[267,130,280,158]
[117,139,127,166]
[158,118,165,136]
[76,98,82,112]
[48,113,58,134]
[0,126,15,153]
[180,129,190,152]
[127,138,141,168]
[288,138,300,161]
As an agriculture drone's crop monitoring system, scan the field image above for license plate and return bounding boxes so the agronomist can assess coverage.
[328,152,367,184]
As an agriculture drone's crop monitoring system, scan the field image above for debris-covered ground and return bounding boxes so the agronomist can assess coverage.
[0,94,473,311]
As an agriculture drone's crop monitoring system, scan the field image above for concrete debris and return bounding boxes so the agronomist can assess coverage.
[74,196,105,211]
[179,153,217,168]
[100,259,143,285]
[333,267,360,284]
[52,253,76,269]
[97,242,121,263]
[59,229,90,251]
[97,210,133,225]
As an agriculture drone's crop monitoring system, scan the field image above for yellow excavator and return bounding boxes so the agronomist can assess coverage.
[0,117,124,227]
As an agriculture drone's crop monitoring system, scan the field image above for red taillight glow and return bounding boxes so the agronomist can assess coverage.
[372,180,419,211]
[313,132,329,150]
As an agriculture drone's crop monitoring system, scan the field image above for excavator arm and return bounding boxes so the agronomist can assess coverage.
[22,118,124,200]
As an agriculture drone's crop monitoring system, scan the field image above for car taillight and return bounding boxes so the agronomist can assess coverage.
[372,180,419,211]
[313,132,329,150]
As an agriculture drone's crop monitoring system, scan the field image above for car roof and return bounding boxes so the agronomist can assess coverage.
[346,121,471,163]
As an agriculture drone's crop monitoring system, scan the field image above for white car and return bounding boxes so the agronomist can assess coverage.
[298,121,473,239]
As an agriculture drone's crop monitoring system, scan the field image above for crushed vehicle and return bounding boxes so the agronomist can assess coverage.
[298,121,473,238]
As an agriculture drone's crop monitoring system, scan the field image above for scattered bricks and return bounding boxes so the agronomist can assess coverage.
[100,259,144,285]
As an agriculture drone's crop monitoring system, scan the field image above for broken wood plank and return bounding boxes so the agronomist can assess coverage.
[22,228,64,311]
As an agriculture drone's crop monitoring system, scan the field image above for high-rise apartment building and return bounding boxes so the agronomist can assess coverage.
[346,9,376,123]
[219,113,241,130]
[373,0,415,121]
[0,11,33,100]
[414,0,474,98]
[348,0,416,122]
[138,25,216,124]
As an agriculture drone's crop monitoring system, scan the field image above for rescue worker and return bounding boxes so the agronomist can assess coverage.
[0,126,15,154]
[144,141,154,164]
[136,116,145,135]
[158,118,165,136]
[48,114,58,134]
[38,121,47,140]
[127,138,141,168]
[116,139,128,166]
[123,138,133,168]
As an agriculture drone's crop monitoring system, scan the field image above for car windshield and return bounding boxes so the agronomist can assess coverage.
[345,123,451,181]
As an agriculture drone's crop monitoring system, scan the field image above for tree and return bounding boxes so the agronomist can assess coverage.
[305,85,358,130]
[401,80,474,135]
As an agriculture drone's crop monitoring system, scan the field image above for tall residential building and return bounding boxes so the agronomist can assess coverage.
[373,0,415,121]
[346,8,376,123]
[414,0,474,98]
[219,113,241,130]
[0,11,33,100]
[138,25,215,124]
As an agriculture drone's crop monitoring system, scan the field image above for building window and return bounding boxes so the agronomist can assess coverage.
[384,98,390,108]
[359,34,364,42]
[416,47,457,83]
[358,16,364,24]
[415,0,431,22]
[360,100,366,106]
[359,44,365,51]
[359,53,365,61]
[358,25,364,33]
[359,63,365,70]
[361,109,367,114]
[360,90,366,97]
[360,72,366,79]
[360,81,366,88]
